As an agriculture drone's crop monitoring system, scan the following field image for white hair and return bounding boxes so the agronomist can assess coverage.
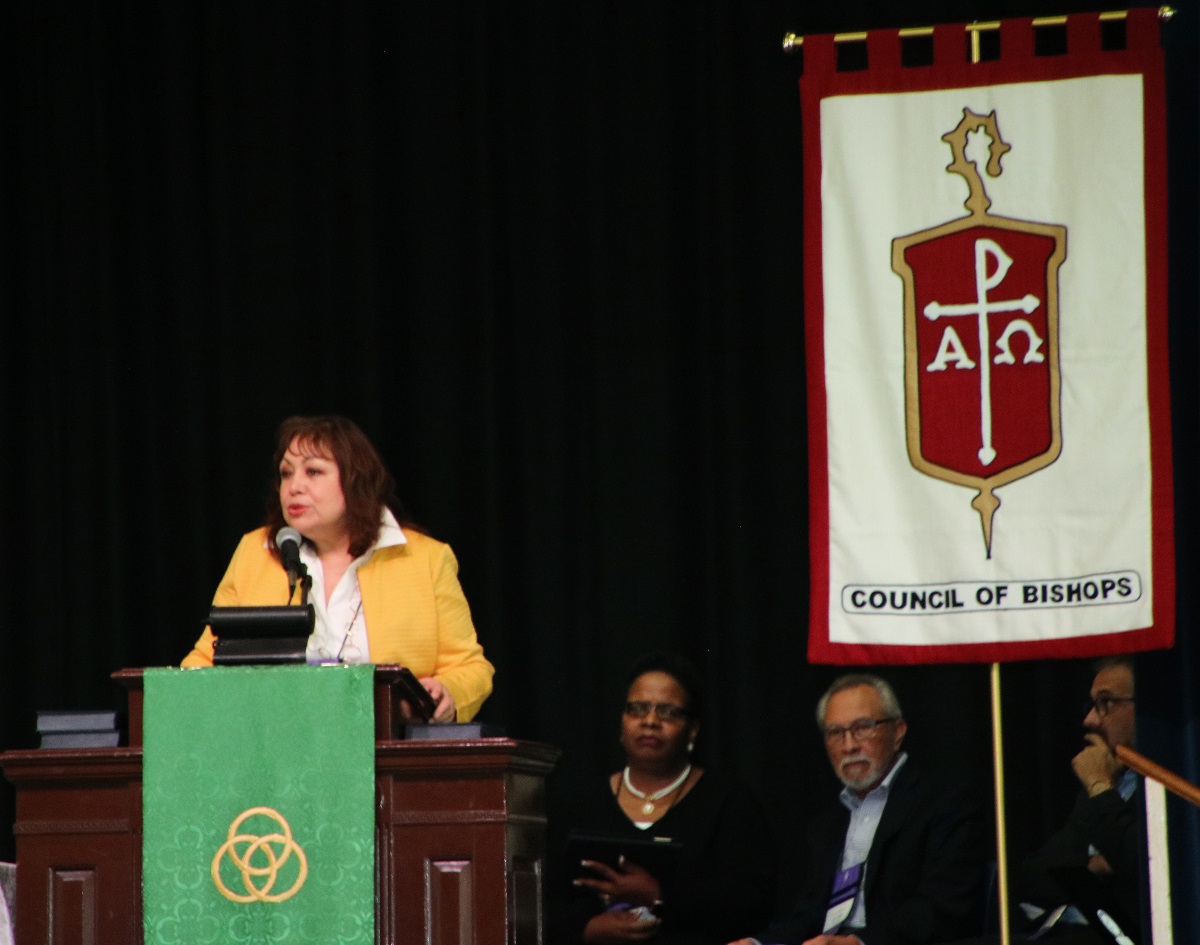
[815,674,903,728]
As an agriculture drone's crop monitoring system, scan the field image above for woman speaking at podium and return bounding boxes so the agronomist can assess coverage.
[182,415,494,722]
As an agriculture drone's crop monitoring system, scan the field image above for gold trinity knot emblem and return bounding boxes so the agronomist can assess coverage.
[892,109,1066,558]
[212,806,309,903]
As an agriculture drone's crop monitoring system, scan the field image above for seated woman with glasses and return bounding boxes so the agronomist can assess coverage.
[548,651,777,945]
[181,415,494,722]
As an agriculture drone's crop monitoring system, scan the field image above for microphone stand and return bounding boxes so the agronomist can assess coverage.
[287,561,312,606]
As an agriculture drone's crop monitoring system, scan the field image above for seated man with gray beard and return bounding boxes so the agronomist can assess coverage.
[731,674,987,945]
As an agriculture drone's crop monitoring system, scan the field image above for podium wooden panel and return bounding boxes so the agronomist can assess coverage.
[1,667,559,945]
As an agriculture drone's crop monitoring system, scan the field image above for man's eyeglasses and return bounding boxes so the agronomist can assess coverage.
[823,717,898,744]
[624,701,691,722]
[1085,696,1134,718]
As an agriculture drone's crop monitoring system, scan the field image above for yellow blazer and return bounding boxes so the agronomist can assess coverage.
[182,527,494,720]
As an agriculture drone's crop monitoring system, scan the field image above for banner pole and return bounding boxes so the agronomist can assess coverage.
[781,7,1175,52]
[991,661,1011,945]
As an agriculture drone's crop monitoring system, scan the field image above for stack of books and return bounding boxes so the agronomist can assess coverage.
[37,709,121,748]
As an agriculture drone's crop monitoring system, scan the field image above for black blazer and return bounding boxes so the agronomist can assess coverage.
[548,769,778,945]
[1017,778,1142,934]
[762,760,987,945]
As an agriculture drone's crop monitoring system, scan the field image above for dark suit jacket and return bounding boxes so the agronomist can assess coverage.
[762,761,987,945]
[1017,779,1142,934]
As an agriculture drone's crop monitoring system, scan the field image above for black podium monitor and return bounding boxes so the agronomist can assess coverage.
[209,605,314,665]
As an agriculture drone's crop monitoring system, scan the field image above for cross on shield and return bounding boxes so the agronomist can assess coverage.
[892,111,1066,557]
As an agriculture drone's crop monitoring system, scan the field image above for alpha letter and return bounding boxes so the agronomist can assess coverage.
[926,326,976,372]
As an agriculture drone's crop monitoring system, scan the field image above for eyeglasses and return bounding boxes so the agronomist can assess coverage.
[624,701,691,722]
[1085,696,1134,718]
[823,717,898,744]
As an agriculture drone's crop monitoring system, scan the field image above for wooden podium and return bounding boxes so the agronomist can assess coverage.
[1,667,559,945]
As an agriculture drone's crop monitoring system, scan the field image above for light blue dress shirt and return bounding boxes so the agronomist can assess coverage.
[836,752,909,931]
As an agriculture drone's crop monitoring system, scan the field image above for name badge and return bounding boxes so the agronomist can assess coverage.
[822,861,863,934]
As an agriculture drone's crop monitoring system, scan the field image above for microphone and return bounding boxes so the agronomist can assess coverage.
[276,527,304,600]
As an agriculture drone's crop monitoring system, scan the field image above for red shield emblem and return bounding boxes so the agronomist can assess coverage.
[892,110,1066,556]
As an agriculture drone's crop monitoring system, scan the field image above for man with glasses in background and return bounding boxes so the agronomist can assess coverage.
[1010,656,1141,944]
[730,673,986,945]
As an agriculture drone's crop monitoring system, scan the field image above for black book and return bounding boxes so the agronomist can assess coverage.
[36,709,119,734]
[40,730,121,749]
[565,830,684,879]
[404,722,505,740]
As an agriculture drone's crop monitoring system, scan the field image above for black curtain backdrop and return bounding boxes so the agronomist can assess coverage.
[2,0,1196,938]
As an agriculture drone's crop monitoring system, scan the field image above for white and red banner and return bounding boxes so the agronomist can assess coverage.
[802,10,1173,664]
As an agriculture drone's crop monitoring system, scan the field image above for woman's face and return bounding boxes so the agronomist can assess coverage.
[278,437,348,550]
[620,671,698,771]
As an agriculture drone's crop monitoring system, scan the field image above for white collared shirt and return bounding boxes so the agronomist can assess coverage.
[837,752,909,930]
[299,508,408,664]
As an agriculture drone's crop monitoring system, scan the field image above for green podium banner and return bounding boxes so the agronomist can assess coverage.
[143,664,375,945]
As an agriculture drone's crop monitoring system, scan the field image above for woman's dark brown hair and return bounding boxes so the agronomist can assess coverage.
[264,415,403,558]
